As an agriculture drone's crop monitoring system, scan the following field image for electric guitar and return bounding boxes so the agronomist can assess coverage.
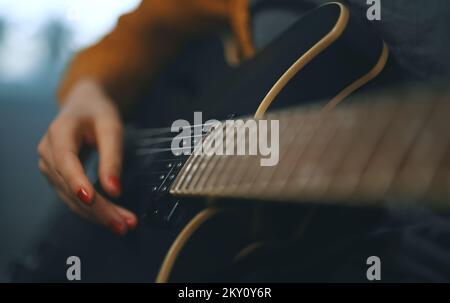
[108,1,393,282]
[18,2,449,282]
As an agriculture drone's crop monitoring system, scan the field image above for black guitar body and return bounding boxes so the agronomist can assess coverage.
[12,3,391,282]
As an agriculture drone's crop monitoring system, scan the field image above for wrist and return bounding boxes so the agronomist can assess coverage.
[62,78,107,108]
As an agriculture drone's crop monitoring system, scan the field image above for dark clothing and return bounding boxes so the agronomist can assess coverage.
[252,0,450,80]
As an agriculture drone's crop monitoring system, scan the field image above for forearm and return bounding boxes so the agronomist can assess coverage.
[58,0,253,114]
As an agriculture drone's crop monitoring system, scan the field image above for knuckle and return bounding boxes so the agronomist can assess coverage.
[48,120,60,135]
[37,140,46,158]
[100,118,123,135]
[82,202,98,217]
[53,153,66,171]
[92,211,109,225]
[53,160,68,181]
[54,167,66,183]
[112,123,124,136]
[38,160,48,174]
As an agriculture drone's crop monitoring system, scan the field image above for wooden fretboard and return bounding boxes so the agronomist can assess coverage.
[170,89,450,208]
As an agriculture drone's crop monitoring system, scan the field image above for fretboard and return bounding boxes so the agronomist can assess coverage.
[170,88,450,208]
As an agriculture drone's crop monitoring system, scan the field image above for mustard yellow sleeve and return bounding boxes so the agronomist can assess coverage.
[58,0,253,111]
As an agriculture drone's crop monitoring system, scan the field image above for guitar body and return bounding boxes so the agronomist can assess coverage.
[114,2,389,282]
[14,2,391,282]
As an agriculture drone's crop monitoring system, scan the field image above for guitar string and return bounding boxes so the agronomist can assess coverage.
[135,146,195,156]
[133,122,219,138]
[136,133,204,145]
[131,122,219,155]
[133,122,257,154]
[133,117,279,153]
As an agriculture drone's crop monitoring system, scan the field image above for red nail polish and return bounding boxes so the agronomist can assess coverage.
[109,220,125,235]
[77,188,91,204]
[126,218,137,230]
[108,176,121,195]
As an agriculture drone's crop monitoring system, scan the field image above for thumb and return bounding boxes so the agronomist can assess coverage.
[95,115,124,197]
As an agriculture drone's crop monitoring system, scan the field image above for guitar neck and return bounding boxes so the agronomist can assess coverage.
[171,88,450,208]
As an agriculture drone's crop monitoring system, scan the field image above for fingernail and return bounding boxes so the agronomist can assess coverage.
[108,175,121,196]
[77,188,91,205]
[109,220,126,235]
[125,218,137,230]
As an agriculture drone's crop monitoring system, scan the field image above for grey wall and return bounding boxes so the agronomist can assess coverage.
[0,84,58,281]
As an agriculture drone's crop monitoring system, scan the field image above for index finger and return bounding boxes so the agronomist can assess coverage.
[49,122,95,205]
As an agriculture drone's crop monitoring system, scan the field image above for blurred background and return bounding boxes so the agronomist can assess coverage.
[0,0,140,281]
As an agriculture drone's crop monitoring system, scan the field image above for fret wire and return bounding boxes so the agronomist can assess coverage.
[188,151,222,195]
[219,127,255,193]
[325,97,401,202]
[200,122,242,194]
[228,112,295,197]
[302,103,369,200]
[207,131,240,195]
[196,119,251,193]
[186,123,233,194]
[197,120,251,196]
[354,98,435,203]
[282,111,339,199]
[426,141,450,204]
[175,123,224,194]
[239,113,292,196]
[392,95,450,203]
[268,110,325,199]
[171,91,450,206]
[221,122,256,195]
[269,112,309,196]
[219,113,285,196]
[272,111,319,199]
[252,109,311,198]
[171,153,195,194]
[224,138,263,197]
[170,131,209,194]
[192,119,250,194]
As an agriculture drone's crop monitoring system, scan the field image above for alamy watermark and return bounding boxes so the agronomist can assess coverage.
[366,0,381,21]
[66,256,81,281]
[171,112,280,167]
[65,255,380,281]
[366,256,381,281]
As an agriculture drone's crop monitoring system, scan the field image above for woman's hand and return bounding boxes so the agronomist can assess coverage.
[37,79,137,235]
